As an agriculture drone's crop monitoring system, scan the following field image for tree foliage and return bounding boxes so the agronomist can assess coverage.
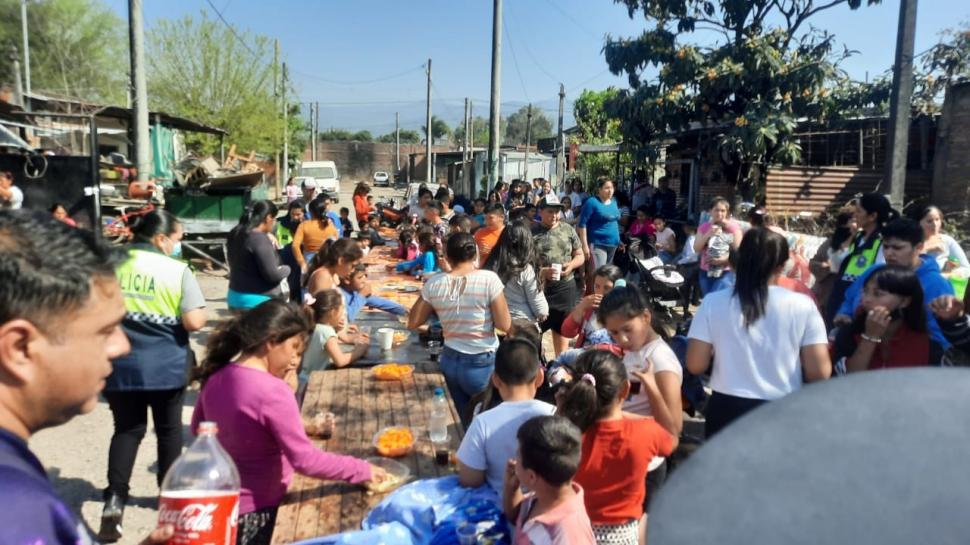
[376,129,422,143]
[603,0,881,194]
[454,115,498,147]
[573,88,630,180]
[421,115,450,144]
[0,0,126,104]
[504,105,553,146]
[146,12,299,155]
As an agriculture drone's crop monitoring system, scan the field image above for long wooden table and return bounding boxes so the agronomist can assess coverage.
[271,241,465,544]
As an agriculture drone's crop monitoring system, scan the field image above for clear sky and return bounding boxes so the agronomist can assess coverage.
[104,0,969,136]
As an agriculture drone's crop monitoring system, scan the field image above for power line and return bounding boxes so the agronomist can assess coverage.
[204,0,262,60]
[540,0,602,40]
[290,64,426,86]
[501,9,531,102]
[504,1,560,85]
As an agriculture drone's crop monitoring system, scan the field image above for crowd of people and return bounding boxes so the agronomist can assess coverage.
[1,173,969,545]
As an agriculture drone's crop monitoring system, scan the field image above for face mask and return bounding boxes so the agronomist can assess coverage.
[361,246,370,256]
[170,241,183,258]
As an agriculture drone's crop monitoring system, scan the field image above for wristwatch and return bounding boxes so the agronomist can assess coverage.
[860,333,883,344]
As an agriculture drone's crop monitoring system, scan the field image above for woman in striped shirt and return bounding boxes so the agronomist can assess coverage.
[408,233,512,424]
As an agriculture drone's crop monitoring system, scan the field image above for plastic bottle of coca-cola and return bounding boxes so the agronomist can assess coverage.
[158,421,241,545]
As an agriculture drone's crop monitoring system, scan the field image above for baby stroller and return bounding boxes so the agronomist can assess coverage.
[635,255,687,330]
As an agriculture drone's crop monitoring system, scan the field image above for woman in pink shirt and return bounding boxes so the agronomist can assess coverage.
[191,300,384,545]
[693,196,743,295]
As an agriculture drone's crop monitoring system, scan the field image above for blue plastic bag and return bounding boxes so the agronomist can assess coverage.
[363,476,511,545]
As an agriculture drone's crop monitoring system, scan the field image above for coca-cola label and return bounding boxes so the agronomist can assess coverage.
[158,491,239,545]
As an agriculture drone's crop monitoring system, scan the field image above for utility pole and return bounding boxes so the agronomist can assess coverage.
[395,112,400,174]
[557,83,566,189]
[523,103,533,180]
[312,102,319,161]
[273,39,279,190]
[128,0,150,182]
[8,46,24,108]
[20,0,30,110]
[282,62,289,189]
[469,102,475,179]
[462,98,471,194]
[883,0,918,210]
[487,0,503,189]
[425,58,432,183]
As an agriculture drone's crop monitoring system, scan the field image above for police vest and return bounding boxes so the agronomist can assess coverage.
[108,247,190,391]
[276,222,295,247]
[841,234,882,282]
[116,248,185,323]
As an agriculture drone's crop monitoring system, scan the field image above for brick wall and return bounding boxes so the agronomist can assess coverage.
[304,142,425,183]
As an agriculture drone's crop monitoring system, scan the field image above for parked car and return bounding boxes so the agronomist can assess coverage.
[295,160,340,199]
[373,171,390,186]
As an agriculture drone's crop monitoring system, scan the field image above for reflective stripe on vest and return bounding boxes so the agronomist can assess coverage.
[842,237,882,281]
[116,249,185,323]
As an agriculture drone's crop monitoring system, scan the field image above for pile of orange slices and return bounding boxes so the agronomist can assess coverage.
[374,427,414,457]
[372,363,414,381]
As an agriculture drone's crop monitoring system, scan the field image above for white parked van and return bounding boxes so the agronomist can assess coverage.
[295,160,340,198]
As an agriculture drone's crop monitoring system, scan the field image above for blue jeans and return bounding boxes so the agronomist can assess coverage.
[438,346,495,422]
[699,270,735,296]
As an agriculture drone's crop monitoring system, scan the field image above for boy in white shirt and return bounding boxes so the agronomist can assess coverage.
[457,338,556,498]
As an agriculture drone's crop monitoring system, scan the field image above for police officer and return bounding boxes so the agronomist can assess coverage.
[99,210,207,542]
[826,193,898,328]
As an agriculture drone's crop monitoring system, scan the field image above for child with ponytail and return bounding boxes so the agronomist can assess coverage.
[191,300,385,545]
[557,349,677,545]
[300,289,369,386]
[597,284,684,517]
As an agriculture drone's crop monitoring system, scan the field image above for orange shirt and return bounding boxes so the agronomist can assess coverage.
[353,194,372,224]
[474,226,503,264]
[574,417,674,524]
[293,220,338,265]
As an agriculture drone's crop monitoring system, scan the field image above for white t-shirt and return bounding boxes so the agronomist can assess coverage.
[2,185,23,209]
[688,286,827,400]
[622,337,682,416]
[456,399,556,494]
[655,227,676,252]
[622,337,682,472]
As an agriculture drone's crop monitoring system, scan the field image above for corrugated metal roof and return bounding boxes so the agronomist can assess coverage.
[765,166,931,215]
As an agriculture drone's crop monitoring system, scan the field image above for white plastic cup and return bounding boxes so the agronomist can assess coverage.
[377,328,394,350]
[551,263,563,281]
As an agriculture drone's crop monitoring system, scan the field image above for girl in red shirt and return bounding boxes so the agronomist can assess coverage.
[834,265,939,373]
[557,349,678,545]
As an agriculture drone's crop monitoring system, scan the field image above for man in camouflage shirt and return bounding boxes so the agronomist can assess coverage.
[533,195,585,356]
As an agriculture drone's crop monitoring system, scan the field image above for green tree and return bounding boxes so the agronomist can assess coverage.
[830,20,970,119]
[146,12,293,155]
[504,105,553,145]
[376,129,422,143]
[454,116,498,147]
[604,0,880,197]
[421,115,450,144]
[319,129,355,142]
[573,88,629,180]
[0,0,126,104]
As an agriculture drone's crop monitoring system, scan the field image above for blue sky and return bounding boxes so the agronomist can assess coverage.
[104,0,969,135]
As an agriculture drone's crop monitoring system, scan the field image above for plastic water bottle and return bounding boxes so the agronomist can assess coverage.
[430,388,449,464]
